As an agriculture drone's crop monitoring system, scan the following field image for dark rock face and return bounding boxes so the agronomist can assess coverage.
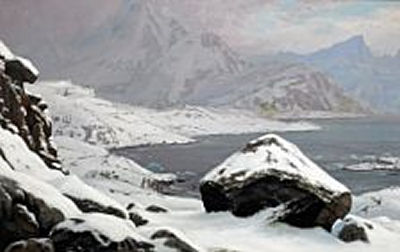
[151,229,199,252]
[65,195,127,219]
[0,43,63,173]
[50,217,154,252]
[5,58,38,84]
[0,176,66,251]
[145,205,168,213]
[4,238,54,252]
[129,212,149,227]
[200,134,352,230]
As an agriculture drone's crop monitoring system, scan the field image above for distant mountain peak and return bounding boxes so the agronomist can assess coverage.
[339,34,368,50]
[309,34,372,61]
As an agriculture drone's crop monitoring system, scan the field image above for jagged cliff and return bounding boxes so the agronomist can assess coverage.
[0,41,62,172]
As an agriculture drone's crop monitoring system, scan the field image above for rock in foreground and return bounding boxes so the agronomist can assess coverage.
[50,213,154,252]
[200,134,352,230]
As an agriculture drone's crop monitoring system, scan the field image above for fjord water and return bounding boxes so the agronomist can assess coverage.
[113,117,400,196]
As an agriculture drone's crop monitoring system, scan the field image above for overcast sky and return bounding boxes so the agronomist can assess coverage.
[188,0,400,55]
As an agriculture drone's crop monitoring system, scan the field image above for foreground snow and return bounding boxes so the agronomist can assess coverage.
[28,81,319,147]
[53,129,400,252]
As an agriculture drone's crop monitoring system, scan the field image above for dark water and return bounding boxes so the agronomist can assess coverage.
[112,117,400,196]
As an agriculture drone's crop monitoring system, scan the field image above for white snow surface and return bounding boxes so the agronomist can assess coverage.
[202,133,349,194]
[353,187,400,220]
[0,40,14,59]
[27,81,320,147]
[0,128,127,217]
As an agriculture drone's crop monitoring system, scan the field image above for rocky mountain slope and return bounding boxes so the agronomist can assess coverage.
[0,0,364,116]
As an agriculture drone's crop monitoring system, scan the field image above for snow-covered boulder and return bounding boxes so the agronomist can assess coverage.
[5,57,39,84]
[200,134,352,230]
[331,215,372,243]
[50,213,154,252]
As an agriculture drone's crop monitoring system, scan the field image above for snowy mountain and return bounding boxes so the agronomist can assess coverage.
[0,0,363,116]
[281,35,400,112]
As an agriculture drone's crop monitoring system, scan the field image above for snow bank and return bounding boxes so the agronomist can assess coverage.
[353,187,400,220]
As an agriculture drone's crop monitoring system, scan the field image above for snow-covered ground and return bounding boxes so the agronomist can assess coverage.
[27,81,319,148]
[51,128,400,252]
[18,80,400,251]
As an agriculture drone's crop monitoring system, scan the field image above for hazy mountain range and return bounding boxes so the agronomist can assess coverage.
[2,0,394,114]
[278,35,400,112]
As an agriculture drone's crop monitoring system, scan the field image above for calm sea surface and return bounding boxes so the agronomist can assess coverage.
[112,117,400,197]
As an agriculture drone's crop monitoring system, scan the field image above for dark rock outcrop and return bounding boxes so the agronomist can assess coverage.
[4,238,54,252]
[65,195,127,219]
[200,134,352,230]
[0,41,63,173]
[0,175,70,251]
[146,205,168,213]
[50,214,154,252]
[129,211,149,227]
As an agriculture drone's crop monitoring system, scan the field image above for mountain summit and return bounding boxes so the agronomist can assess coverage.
[308,35,372,62]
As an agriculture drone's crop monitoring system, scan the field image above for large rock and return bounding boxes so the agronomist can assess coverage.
[50,213,154,252]
[200,134,352,230]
